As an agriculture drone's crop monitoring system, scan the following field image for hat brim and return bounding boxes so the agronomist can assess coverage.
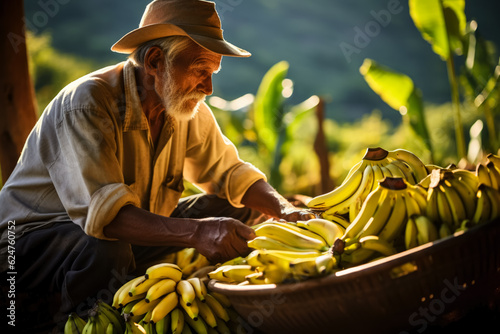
[111,24,251,57]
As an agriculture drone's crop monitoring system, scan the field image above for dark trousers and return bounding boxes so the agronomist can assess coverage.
[3,194,263,333]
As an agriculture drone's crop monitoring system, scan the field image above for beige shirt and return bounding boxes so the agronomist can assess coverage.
[0,60,265,270]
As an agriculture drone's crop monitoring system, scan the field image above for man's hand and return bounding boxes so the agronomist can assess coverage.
[242,179,315,222]
[192,217,256,264]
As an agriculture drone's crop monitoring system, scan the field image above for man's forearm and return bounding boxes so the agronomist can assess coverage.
[103,204,196,247]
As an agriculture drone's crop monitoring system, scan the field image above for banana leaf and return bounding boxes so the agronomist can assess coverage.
[409,0,466,61]
[360,58,433,159]
[253,61,289,154]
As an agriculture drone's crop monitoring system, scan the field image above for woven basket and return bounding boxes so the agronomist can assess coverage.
[209,218,500,334]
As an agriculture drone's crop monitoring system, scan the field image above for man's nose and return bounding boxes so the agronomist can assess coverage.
[198,76,213,96]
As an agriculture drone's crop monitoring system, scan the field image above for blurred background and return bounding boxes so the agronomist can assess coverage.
[21,0,500,195]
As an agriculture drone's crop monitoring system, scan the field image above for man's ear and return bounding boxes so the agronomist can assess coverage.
[144,46,165,78]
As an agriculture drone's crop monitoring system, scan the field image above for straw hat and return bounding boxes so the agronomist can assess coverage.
[111,0,250,57]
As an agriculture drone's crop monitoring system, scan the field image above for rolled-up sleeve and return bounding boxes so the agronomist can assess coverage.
[184,103,267,208]
[86,183,140,239]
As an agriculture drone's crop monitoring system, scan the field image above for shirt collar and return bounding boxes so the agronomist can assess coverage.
[123,60,149,132]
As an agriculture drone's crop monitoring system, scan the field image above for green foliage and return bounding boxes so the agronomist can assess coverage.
[359,59,433,160]
[26,32,96,115]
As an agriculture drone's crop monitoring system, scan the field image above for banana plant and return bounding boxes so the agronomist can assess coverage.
[460,20,500,154]
[409,0,467,161]
[360,58,434,162]
[252,61,320,191]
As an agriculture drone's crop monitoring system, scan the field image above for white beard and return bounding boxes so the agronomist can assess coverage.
[159,69,206,122]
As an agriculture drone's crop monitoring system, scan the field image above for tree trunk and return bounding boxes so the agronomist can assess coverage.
[0,0,37,183]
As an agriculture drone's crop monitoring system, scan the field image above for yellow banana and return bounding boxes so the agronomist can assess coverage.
[130,298,162,317]
[487,153,500,169]
[484,185,500,221]
[472,186,491,224]
[377,193,407,243]
[182,253,211,278]
[114,276,146,308]
[307,161,367,209]
[254,223,328,251]
[476,163,492,187]
[405,215,419,250]
[248,235,316,252]
[371,163,386,188]
[205,294,230,322]
[387,148,428,183]
[253,264,290,284]
[145,263,183,282]
[425,187,440,223]
[321,212,351,229]
[182,308,208,334]
[186,278,207,303]
[486,162,500,190]
[341,184,384,240]
[271,221,331,245]
[180,297,199,321]
[453,169,479,191]
[436,188,454,229]
[356,189,394,239]
[177,280,196,307]
[150,292,178,324]
[320,163,374,215]
[176,248,197,270]
[295,218,345,246]
[414,215,438,245]
[385,160,405,179]
[359,235,396,256]
[440,182,467,229]
[119,292,148,309]
[447,177,477,219]
[145,279,177,303]
[340,248,376,266]
[170,308,184,334]
[129,277,163,297]
[403,191,422,218]
[389,159,418,184]
[197,298,218,328]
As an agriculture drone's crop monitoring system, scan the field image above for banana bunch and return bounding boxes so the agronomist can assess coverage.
[307,147,428,220]
[209,218,347,284]
[425,168,479,233]
[64,312,87,334]
[64,300,125,334]
[172,248,212,279]
[472,184,500,225]
[476,153,500,191]
[404,214,439,250]
[331,176,427,265]
[112,262,237,334]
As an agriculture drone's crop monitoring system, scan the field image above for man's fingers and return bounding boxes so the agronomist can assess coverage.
[236,223,256,241]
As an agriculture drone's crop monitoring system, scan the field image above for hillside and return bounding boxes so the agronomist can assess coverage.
[25,0,500,123]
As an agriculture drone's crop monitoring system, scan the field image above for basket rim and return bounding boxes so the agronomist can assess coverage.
[209,218,500,296]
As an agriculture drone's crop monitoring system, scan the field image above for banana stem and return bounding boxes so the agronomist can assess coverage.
[446,47,467,162]
[483,103,498,152]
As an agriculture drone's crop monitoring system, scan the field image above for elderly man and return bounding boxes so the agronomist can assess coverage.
[0,0,312,329]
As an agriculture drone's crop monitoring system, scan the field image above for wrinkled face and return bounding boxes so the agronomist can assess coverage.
[158,43,222,121]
